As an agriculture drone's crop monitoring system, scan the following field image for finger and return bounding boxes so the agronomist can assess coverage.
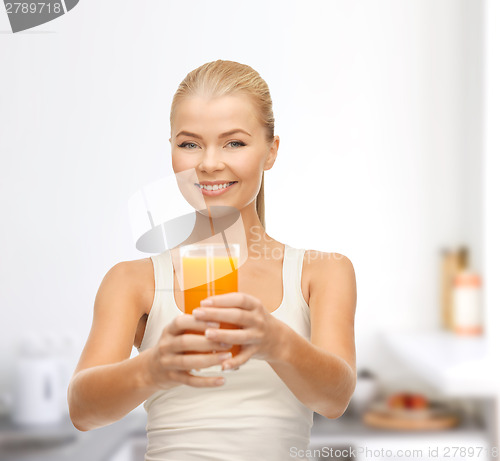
[170,334,233,353]
[166,314,221,336]
[204,327,255,345]
[200,292,258,311]
[168,370,226,388]
[172,351,233,371]
[221,345,256,371]
[193,307,253,327]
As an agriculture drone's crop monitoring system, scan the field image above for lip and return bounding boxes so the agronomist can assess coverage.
[195,181,238,196]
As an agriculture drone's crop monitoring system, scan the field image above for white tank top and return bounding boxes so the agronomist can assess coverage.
[136,244,313,460]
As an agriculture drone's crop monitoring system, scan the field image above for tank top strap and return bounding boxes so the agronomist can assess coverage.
[150,251,169,294]
[156,249,183,314]
[282,245,308,307]
[136,250,174,352]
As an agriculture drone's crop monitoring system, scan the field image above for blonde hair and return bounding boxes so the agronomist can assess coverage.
[170,60,275,230]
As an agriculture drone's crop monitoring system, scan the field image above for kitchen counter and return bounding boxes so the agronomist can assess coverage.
[310,411,490,461]
[0,410,147,461]
[0,408,489,460]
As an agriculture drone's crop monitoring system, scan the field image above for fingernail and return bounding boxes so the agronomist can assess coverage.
[215,377,225,385]
[206,322,220,328]
[200,299,213,306]
[192,309,205,318]
[220,342,231,348]
[219,352,232,360]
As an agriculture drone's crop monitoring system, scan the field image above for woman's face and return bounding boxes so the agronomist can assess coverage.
[170,94,278,212]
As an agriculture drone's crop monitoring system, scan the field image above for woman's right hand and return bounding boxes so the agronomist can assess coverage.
[145,314,233,389]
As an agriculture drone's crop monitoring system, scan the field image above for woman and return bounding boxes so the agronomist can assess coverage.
[68,60,357,460]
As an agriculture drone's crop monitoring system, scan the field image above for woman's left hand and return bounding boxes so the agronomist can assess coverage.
[192,292,282,370]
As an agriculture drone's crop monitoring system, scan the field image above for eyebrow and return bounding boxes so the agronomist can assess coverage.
[175,129,252,139]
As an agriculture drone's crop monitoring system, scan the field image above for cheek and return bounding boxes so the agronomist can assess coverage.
[171,152,194,171]
[234,156,262,179]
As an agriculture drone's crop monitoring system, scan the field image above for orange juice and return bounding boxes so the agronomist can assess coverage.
[181,244,241,358]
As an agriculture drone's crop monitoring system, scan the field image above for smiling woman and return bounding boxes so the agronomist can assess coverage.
[67,59,357,461]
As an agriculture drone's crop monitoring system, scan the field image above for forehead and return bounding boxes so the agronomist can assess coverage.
[172,94,261,134]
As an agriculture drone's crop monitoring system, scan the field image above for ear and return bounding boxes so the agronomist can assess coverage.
[263,136,279,171]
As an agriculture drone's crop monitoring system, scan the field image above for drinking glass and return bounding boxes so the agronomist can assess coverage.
[180,243,240,375]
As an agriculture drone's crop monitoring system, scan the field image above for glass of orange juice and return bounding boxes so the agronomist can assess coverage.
[180,242,240,375]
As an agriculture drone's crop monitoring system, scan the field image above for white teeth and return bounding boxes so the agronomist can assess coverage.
[198,182,235,191]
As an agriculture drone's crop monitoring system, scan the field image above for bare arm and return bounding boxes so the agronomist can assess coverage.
[68,260,234,432]
[68,348,162,431]
[67,260,160,431]
[267,253,357,418]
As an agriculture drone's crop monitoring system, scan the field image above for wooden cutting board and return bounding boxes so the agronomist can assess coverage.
[363,407,460,431]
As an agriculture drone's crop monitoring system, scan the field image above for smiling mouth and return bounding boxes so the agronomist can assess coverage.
[195,181,238,191]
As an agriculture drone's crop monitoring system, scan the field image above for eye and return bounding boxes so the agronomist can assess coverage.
[177,141,246,150]
[227,141,246,148]
[177,142,198,149]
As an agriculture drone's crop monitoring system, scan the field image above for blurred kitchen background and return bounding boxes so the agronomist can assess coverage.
[1,0,499,460]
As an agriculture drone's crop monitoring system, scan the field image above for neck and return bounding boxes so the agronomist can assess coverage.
[180,201,272,257]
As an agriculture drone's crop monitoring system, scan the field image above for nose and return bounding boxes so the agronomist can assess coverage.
[198,147,225,173]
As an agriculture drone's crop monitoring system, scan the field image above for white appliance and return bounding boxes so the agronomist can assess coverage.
[5,335,64,426]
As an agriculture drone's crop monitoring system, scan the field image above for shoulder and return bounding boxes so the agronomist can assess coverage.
[304,249,355,276]
[304,250,356,303]
[100,257,154,316]
[104,257,153,285]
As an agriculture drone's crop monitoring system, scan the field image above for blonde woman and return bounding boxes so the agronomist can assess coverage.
[68,60,357,460]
